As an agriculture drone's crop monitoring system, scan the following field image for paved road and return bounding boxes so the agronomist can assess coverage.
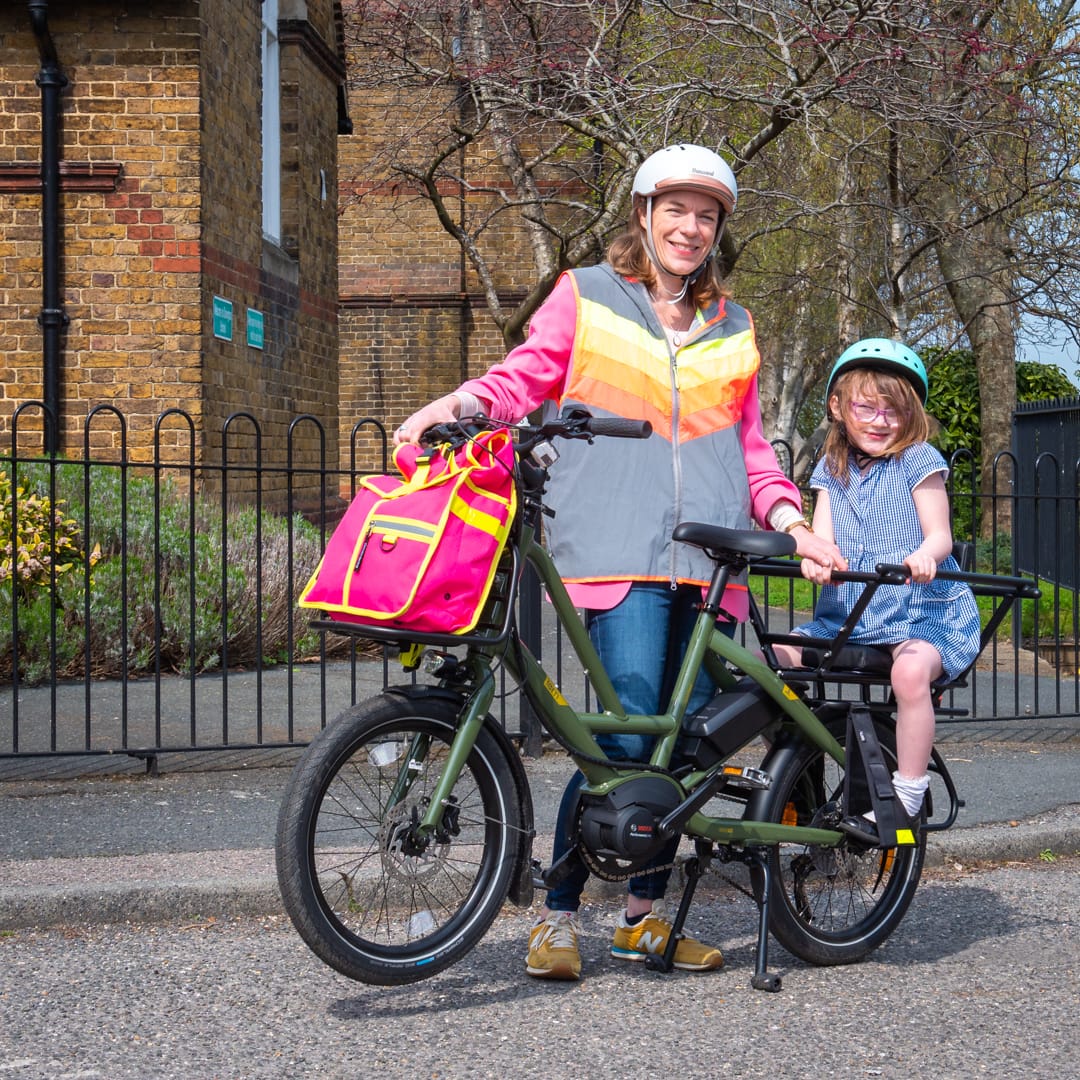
[1,856,1076,1080]
[1,737,1079,929]
[1,728,1077,1079]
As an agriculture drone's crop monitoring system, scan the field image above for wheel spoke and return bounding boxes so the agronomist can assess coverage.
[275,695,521,984]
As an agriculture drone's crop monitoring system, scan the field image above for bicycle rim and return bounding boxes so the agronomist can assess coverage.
[761,732,925,965]
[277,696,521,984]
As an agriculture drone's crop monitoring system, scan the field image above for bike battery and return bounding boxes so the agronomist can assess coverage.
[679,678,778,769]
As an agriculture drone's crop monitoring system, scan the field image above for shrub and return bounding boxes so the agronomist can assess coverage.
[925,347,1077,460]
[1,461,337,684]
[0,469,86,603]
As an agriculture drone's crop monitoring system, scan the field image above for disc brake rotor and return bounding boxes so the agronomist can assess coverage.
[379,800,449,883]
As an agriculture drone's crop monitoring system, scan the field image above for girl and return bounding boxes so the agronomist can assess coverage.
[771,338,981,838]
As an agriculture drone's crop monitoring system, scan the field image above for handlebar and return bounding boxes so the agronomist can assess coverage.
[419,408,652,452]
[578,416,653,440]
[758,556,1042,600]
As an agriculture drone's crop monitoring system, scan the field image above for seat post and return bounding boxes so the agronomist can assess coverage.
[702,561,735,615]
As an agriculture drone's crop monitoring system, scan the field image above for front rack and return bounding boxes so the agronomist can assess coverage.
[309,547,521,649]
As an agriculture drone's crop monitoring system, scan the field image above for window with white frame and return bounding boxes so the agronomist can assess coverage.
[261,0,282,244]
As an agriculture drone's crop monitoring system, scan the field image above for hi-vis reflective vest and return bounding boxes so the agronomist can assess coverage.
[544,264,760,589]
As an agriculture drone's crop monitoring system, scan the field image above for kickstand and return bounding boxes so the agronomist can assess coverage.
[644,855,703,973]
[744,847,783,992]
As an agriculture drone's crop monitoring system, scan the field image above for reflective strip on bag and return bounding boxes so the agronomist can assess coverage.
[368,516,439,543]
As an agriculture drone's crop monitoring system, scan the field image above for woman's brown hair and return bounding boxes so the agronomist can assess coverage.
[821,368,930,482]
[606,195,728,308]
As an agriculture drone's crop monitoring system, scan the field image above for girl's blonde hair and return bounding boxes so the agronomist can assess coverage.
[606,195,728,308]
[822,368,930,481]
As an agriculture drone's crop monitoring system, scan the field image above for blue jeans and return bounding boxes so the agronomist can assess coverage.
[546,583,734,911]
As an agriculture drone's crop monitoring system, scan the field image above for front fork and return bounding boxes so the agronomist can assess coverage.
[384,668,498,842]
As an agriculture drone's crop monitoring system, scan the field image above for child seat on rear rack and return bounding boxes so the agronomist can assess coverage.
[747,540,1039,844]
[752,541,1027,704]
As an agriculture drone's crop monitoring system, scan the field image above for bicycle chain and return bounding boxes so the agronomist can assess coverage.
[579,845,680,883]
[579,843,759,903]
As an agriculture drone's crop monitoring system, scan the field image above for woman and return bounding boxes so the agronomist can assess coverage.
[396,144,844,980]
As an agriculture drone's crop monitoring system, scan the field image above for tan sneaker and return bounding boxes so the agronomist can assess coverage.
[526,910,582,980]
[610,900,723,971]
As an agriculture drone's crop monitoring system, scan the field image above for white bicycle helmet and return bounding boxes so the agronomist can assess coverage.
[632,144,738,214]
[631,144,738,292]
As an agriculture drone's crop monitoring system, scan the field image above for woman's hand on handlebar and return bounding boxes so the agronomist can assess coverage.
[394,395,461,445]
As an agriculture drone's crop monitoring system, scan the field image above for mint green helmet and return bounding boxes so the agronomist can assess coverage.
[826,338,928,404]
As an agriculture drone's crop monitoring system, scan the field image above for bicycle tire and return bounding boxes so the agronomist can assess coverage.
[275,692,524,985]
[749,718,925,966]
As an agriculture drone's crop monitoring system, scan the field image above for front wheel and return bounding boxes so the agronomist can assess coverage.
[750,720,925,966]
[275,692,524,985]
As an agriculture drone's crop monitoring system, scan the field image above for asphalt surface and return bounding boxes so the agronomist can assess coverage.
[0,719,1078,932]
[1,716,1078,1080]
[0,858,1076,1080]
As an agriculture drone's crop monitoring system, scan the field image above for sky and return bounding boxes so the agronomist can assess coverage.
[1018,317,1080,388]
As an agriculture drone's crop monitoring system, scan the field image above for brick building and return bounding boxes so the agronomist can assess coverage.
[337,127,517,471]
[336,16,536,472]
[0,0,349,497]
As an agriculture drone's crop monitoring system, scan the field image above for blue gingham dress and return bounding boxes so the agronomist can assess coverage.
[794,442,980,679]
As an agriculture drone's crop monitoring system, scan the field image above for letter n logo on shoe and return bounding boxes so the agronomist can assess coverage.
[637,930,664,954]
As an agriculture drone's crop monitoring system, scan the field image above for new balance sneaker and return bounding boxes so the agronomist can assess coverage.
[526,910,582,980]
[610,900,723,971]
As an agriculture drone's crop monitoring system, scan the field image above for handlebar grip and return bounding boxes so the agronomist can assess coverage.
[875,562,913,584]
[585,417,653,439]
[420,419,488,445]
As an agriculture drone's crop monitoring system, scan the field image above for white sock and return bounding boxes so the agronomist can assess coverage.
[892,772,930,817]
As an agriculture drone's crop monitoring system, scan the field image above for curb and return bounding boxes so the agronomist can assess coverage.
[3,807,1077,933]
[924,803,1080,866]
[0,878,283,932]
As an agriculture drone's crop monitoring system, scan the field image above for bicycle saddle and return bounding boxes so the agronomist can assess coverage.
[673,522,797,561]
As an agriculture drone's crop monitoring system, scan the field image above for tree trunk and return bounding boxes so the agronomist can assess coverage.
[935,224,1017,540]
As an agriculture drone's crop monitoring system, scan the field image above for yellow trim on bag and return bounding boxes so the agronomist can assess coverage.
[450,499,506,539]
[369,516,439,542]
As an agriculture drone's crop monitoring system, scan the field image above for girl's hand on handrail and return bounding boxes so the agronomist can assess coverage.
[903,549,939,584]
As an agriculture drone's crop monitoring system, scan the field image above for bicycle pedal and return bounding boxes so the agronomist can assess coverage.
[721,765,771,790]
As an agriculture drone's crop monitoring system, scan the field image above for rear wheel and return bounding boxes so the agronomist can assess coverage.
[752,719,925,966]
[275,692,523,985]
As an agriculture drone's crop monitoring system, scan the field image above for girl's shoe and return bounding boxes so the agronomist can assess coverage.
[839,803,924,847]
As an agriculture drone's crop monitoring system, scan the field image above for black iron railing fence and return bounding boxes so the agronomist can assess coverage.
[2,404,1078,764]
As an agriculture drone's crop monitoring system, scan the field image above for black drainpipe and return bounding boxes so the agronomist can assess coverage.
[28,0,68,454]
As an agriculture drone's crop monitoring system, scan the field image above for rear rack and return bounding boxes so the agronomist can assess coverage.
[751,557,1041,701]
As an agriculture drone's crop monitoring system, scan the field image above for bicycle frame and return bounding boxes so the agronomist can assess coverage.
[286,414,1042,992]
[412,498,848,852]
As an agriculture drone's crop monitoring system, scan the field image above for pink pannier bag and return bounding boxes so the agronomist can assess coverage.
[299,428,517,636]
